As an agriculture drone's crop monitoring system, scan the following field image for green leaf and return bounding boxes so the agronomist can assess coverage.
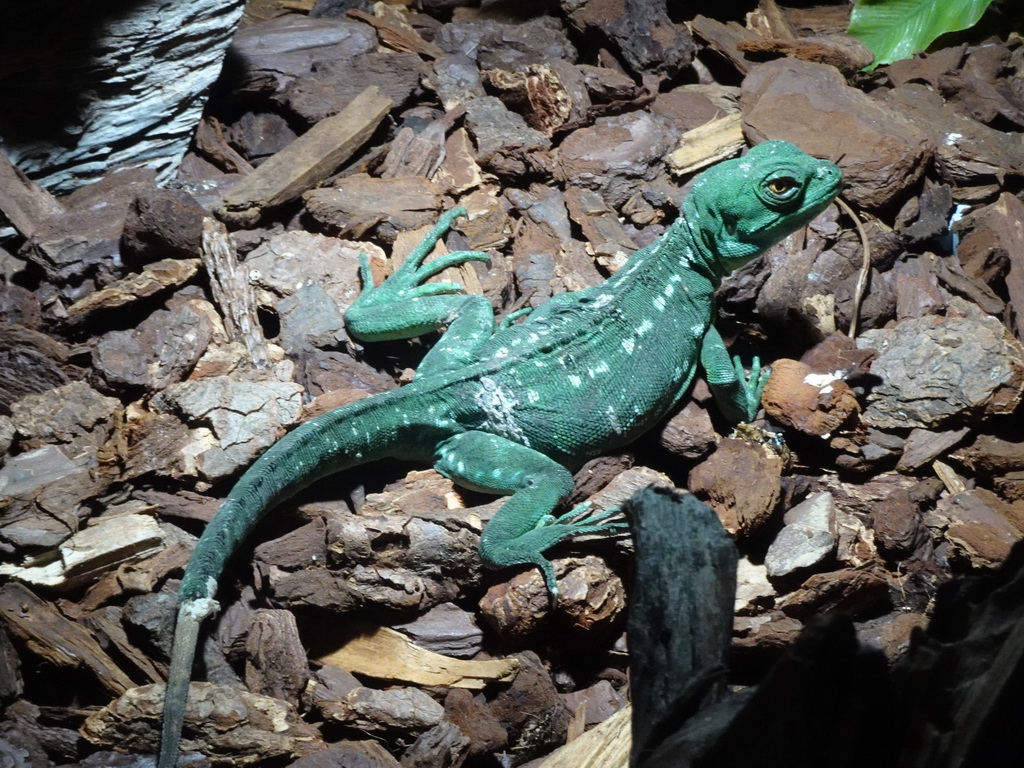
[847,0,996,70]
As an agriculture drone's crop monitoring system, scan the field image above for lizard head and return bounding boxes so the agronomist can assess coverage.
[683,140,842,277]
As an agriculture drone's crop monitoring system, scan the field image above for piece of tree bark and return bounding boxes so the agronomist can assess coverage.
[245,609,310,706]
[538,704,631,768]
[0,513,164,589]
[200,217,272,370]
[0,582,135,695]
[0,150,64,236]
[626,486,738,767]
[346,8,443,59]
[665,114,745,176]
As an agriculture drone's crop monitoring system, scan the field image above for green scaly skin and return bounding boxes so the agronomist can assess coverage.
[157,140,841,766]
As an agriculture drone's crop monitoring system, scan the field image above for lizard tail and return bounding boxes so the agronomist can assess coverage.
[156,387,426,768]
[157,598,212,768]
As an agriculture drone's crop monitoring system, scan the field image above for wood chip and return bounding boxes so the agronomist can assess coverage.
[934,459,968,495]
[537,703,630,768]
[665,113,745,176]
[347,8,443,59]
[315,623,519,689]
[200,217,271,370]
[65,258,201,318]
[0,514,164,589]
[219,85,393,224]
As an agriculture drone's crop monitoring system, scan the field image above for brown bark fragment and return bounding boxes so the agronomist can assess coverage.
[0,582,135,695]
[0,150,65,238]
[689,438,783,536]
[776,567,891,619]
[761,358,860,437]
[347,8,444,59]
[66,258,201,319]
[444,688,508,756]
[245,609,310,706]
[220,85,393,224]
[942,488,1024,568]
[314,623,517,689]
[742,58,932,209]
[82,681,322,761]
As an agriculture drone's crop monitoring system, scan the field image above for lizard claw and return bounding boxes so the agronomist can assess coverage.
[732,354,770,423]
[352,209,489,308]
[551,502,629,534]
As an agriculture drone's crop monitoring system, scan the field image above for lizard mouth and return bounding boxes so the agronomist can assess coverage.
[815,161,844,200]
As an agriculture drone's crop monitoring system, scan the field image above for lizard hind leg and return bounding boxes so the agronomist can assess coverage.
[435,431,627,596]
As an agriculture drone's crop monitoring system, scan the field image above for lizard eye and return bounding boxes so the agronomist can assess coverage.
[765,176,799,198]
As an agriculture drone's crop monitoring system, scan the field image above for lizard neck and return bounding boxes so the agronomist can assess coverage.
[606,217,718,302]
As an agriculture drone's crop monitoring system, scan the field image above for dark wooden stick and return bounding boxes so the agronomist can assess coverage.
[626,485,738,767]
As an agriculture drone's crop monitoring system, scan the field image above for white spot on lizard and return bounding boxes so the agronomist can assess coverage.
[606,405,623,434]
[474,376,529,446]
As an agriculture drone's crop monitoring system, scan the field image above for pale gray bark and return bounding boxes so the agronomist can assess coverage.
[0,0,245,194]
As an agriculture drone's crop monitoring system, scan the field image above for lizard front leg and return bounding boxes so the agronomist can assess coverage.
[700,324,769,424]
[345,207,496,377]
[435,431,628,596]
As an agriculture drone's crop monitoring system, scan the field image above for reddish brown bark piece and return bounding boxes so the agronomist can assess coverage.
[479,555,626,643]
[303,174,445,242]
[66,259,201,320]
[82,681,323,761]
[0,150,64,237]
[883,83,1024,198]
[562,0,694,78]
[555,110,678,210]
[742,58,931,209]
[444,688,508,757]
[689,438,783,536]
[689,14,758,74]
[347,8,443,59]
[953,434,1024,475]
[245,609,310,706]
[957,193,1024,343]
[736,34,873,75]
[488,651,571,762]
[761,358,860,437]
[776,567,891,620]
[0,582,135,695]
[941,488,1024,568]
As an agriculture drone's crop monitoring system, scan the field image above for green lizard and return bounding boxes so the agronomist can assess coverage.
[157,140,841,766]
